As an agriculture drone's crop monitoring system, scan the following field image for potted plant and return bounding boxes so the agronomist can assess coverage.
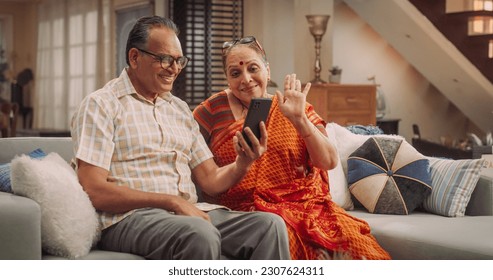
[329,66,342,83]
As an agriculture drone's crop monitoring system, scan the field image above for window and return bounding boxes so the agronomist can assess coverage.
[36,0,108,129]
[474,0,493,10]
[170,0,243,108]
[446,0,493,12]
[468,16,493,35]
[67,10,98,114]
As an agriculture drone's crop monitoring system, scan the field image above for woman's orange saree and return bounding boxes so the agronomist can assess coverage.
[193,91,390,260]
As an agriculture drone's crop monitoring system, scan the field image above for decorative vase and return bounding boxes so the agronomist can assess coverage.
[368,75,387,119]
[306,15,330,84]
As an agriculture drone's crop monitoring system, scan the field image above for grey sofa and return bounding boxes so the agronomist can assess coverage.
[0,137,143,260]
[2,137,493,260]
[348,168,493,259]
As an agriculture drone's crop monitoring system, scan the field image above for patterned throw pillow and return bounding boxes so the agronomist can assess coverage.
[0,148,46,193]
[346,124,384,135]
[331,122,404,177]
[326,122,402,210]
[423,157,485,217]
[348,137,432,214]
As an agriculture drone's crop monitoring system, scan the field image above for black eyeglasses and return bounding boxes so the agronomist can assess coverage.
[222,36,265,55]
[136,48,190,69]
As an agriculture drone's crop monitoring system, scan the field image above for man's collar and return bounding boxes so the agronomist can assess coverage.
[119,68,174,103]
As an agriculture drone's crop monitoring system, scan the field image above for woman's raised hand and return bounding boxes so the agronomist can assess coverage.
[275,74,311,122]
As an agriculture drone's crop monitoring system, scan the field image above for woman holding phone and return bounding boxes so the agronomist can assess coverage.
[193,36,390,260]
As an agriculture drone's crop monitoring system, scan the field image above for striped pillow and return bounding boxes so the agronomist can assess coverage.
[423,157,485,217]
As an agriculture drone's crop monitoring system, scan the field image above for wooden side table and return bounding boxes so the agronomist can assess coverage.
[376,118,400,135]
[306,83,377,126]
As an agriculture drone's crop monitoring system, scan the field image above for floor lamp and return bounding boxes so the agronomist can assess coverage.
[306,15,330,84]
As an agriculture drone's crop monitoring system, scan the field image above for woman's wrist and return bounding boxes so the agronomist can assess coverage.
[292,116,314,138]
[234,158,252,176]
[301,125,316,138]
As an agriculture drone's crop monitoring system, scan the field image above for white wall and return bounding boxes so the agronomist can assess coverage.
[244,0,479,144]
[244,0,333,87]
[332,1,473,142]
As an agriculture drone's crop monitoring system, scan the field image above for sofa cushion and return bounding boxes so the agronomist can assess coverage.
[0,148,46,193]
[423,157,485,217]
[326,123,353,210]
[10,152,100,259]
[466,169,493,216]
[348,137,432,214]
[0,137,73,164]
[326,123,402,210]
[330,122,404,177]
[346,124,384,135]
[350,209,493,260]
[42,249,145,260]
[0,191,42,260]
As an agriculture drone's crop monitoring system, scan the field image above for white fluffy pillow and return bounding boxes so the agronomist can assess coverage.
[326,123,353,210]
[11,152,100,259]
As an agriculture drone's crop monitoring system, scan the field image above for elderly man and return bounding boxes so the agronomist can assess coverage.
[71,16,290,260]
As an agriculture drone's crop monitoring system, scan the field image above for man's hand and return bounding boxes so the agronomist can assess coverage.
[191,121,268,197]
[170,196,211,221]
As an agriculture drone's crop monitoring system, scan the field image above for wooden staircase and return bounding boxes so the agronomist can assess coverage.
[410,0,493,84]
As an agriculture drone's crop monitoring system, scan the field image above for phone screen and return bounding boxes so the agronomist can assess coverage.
[242,98,272,147]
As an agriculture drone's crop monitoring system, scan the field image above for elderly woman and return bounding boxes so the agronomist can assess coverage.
[193,36,390,260]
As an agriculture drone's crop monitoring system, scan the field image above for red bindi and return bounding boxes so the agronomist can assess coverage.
[239,61,244,65]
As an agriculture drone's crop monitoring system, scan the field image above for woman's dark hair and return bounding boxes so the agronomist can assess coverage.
[125,16,180,66]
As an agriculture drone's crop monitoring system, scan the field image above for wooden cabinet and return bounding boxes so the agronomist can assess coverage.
[377,118,401,135]
[306,84,377,126]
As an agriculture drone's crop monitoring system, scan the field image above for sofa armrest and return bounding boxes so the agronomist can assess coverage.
[466,169,493,216]
[0,192,42,259]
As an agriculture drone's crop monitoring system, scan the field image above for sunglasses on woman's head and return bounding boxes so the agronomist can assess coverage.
[222,36,265,55]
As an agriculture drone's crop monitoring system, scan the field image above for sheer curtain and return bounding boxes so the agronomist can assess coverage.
[35,0,110,130]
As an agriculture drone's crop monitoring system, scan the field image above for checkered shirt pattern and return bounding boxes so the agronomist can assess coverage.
[71,69,215,229]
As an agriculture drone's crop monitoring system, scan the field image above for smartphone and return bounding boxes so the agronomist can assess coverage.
[242,98,272,147]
